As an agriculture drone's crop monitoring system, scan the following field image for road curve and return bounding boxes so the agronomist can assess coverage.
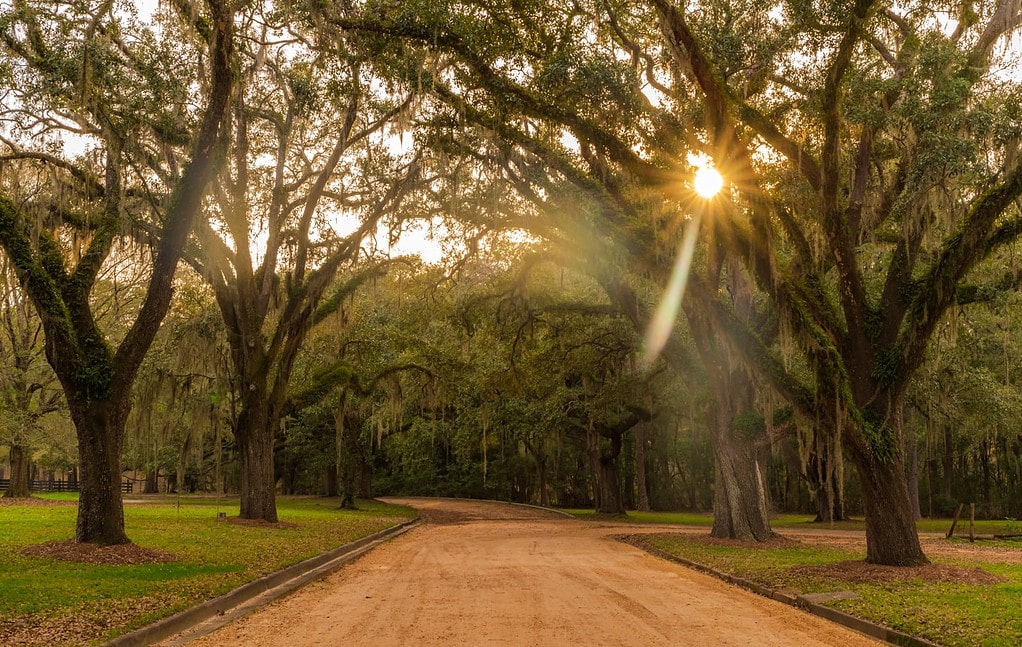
[182,498,881,646]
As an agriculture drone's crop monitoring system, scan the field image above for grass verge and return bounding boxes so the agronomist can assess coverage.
[631,532,1022,647]
[0,495,415,646]
[562,509,1022,535]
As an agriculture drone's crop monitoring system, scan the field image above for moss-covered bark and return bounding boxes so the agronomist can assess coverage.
[0,2,234,544]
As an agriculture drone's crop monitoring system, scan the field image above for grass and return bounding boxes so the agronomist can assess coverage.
[636,533,1022,647]
[0,494,416,646]
[561,508,1022,535]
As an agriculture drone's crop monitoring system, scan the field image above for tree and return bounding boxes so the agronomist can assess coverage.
[0,256,66,497]
[323,0,1022,565]
[0,0,234,543]
[181,3,426,521]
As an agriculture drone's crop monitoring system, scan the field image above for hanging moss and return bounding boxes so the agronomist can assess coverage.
[862,412,896,464]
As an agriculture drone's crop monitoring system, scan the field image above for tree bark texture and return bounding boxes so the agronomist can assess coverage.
[855,450,928,565]
[689,260,774,542]
[5,444,32,498]
[72,401,129,545]
[707,390,774,542]
[236,401,278,522]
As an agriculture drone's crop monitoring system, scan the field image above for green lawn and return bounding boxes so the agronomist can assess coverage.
[634,533,1022,647]
[562,508,1021,535]
[0,495,415,646]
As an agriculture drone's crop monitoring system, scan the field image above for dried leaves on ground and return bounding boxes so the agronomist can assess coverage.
[20,540,178,565]
[0,497,75,507]
[789,560,1005,585]
[225,516,300,529]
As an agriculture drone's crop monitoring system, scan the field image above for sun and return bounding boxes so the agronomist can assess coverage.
[693,166,724,198]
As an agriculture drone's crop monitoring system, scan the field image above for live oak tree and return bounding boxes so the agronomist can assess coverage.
[0,0,234,543]
[647,0,1022,565]
[183,4,426,521]
[318,0,777,539]
[322,0,1022,564]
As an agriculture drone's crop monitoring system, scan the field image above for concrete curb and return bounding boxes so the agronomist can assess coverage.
[105,518,419,647]
[630,539,943,647]
[503,500,578,519]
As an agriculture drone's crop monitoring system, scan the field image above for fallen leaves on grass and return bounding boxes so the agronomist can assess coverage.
[20,540,178,565]
[681,533,801,548]
[789,560,1005,585]
[0,594,179,647]
[225,516,300,529]
[0,497,75,507]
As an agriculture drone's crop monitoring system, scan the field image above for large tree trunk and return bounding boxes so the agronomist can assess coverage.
[705,362,774,541]
[72,401,129,545]
[338,431,357,509]
[144,469,159,494]
[855,451,928,565]
[634,422,650,512]
[594,456,624,514]
[335,403,357,509]
[357,462,373,499]
[5,443,32,498]
[844,392,928,566]
[588,427,625,514]
[709,415,773,541]
[688,257,774,541]
[236,403,277,522]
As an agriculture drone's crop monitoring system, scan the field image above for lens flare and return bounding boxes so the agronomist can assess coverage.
[693,167,723,198]
[640,213,702,370]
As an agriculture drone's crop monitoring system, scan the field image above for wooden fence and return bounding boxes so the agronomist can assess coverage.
[0,479,133,493]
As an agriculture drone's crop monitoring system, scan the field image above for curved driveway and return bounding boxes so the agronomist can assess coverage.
[184,498,880,646]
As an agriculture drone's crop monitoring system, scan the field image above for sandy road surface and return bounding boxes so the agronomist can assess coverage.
[184,498,881,646]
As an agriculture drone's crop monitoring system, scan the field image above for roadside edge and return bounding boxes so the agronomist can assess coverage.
[105,518,419,647]
[623,536,943,647]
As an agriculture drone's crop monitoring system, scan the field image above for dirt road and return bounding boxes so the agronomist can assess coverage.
[184,498,881,646]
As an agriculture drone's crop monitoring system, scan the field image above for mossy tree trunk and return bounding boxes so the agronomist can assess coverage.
[850,404,927,565]
[70,398,130,545]
[0,2,233,544]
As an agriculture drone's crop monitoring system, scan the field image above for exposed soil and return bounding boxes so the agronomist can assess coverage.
[20,540,177,565]
[789,560,1005,585]
[177,498,882,647]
